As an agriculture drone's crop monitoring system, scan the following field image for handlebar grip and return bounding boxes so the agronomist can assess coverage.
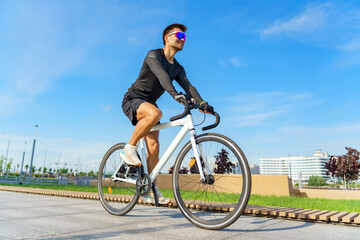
[170,98,189,121]
[202,112,220,131]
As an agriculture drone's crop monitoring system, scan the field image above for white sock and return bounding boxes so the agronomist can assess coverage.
[125,144,136,152]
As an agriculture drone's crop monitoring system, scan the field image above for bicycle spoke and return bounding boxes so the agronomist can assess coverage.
[98,143,139,216]
[173,134,251,229]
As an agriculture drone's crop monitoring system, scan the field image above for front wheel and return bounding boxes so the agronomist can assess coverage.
[98,143,139,216]
[172,133,251,230]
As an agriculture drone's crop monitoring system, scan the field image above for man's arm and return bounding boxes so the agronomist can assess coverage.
[176,68,214,113]
[146,51,178,98]
[175,68,203,104]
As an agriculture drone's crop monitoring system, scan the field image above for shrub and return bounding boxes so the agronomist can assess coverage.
[308,175,326,186]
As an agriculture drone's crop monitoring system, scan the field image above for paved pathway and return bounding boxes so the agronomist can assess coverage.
[0,191,359,240]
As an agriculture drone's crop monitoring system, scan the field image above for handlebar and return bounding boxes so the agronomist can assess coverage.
[169,100,220,131]
[170,98,189,121]
[202,112,220,131]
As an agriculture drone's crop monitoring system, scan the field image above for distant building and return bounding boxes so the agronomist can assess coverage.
[259,149,329,183]
[250,164,260,174]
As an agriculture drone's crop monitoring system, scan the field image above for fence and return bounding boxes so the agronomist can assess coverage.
[0,175,93,186]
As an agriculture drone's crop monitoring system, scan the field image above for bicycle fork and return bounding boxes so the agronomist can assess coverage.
[189,129,212,183]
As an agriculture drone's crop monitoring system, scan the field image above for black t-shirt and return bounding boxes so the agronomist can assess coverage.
[128,49,203,103]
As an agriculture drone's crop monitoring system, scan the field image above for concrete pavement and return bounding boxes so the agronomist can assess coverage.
[0,191,359,240]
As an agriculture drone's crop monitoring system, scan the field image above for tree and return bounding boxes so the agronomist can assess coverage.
[169,166,189,174]
[325,147,360,189]
[25,164,29,176]
[38,167,42,173]
[213,148,234,174]
[0,156,4,173]
[308,176,326,186]
[60,167,69,175]
[187,156,206,174]
[43,167,47,174]
[6,158,13,174]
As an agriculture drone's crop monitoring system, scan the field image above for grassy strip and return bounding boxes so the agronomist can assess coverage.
[0,183,99,193]
[1,183,360,212]
[249,194,360,213]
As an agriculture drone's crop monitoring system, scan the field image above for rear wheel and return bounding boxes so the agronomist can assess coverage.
[98,143,139,215]
[173,133,251,230]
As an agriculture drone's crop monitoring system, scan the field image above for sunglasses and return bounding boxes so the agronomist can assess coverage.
[167,31,186,41]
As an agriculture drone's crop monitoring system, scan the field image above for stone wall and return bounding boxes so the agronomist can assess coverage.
[155,174,294,196]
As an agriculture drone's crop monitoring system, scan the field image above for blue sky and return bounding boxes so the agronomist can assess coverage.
[1,0,360,173]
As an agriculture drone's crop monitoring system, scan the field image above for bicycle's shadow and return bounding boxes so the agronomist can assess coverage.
[126,207,185,219]
[125,208,314,233]
[222,218,314,233]
[39,210,314,240]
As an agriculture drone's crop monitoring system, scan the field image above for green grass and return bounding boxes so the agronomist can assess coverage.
[0,183,99,192]
[249,194,360,213]
[2,183,360,212]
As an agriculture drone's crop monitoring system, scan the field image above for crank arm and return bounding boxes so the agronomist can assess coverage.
[111,177,136,185]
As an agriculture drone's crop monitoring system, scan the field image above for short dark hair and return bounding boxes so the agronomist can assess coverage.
[163,23,187,45]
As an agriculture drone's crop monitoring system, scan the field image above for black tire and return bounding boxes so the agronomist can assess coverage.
[98,143,139,215]
[172,133,251,230]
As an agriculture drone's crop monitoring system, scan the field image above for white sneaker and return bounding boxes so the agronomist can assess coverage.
[120,145,141,166]
[141,186,171,205]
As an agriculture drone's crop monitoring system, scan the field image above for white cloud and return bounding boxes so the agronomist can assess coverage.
[100,104,112,112]
[234,111,283,127]
[219,56,246,68]
[259,3,360,50]
[338,35,360,52]
[224,91,318,127]
[229,57,246,67]
[260,3,330,37]
[258,2,360,66]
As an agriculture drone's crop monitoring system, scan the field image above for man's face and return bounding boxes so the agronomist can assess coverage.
[165,27,185,51]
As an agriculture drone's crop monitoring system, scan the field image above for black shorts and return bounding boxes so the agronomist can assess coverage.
[122,91,159,126]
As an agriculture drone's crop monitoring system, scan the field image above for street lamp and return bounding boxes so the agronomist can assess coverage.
[38,141,48,178]
[28,125,38,184]
[19,141,27,184]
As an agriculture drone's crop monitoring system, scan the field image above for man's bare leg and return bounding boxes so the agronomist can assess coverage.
[129,102,162,146]
[144,130,160,184]
[123,102,162,166]
[143,129,170,204]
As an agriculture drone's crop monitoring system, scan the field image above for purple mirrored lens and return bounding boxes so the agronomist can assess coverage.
[175,32,186,41]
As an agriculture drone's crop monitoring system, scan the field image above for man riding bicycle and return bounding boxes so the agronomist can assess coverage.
[121,23,214,205]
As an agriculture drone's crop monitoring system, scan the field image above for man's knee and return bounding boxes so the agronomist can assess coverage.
[149,108,162,124]
[138,103,162,124]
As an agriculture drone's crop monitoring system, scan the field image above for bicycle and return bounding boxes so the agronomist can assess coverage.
[98,99,252,230]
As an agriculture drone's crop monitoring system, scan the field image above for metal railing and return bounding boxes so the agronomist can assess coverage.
[0,175,93,186]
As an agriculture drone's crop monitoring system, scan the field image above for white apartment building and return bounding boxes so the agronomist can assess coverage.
[259,149,329,183]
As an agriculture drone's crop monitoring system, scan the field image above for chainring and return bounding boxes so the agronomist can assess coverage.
[135,174,151,197]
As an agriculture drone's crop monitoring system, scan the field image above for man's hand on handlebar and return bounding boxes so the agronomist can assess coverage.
[199,101,214,114]
[175,94,214,114]
[174,94,187,105]
[175,94,196,105]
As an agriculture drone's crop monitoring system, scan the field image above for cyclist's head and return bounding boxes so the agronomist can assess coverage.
[163,23,187,46]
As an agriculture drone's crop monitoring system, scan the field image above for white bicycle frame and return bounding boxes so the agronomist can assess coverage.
[111,113,212,184]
